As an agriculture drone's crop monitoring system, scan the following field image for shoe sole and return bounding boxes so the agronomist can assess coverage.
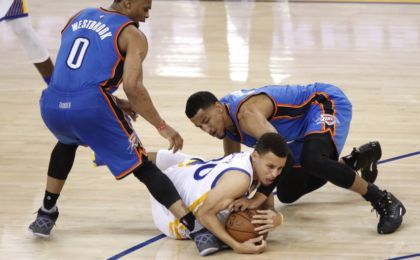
[200,247,220,256]
[361,141,382,183]
[29,227,50,238]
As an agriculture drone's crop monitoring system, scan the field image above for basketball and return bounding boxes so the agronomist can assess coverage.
[225,209,267,242]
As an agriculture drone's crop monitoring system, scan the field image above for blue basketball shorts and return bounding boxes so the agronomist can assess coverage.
[288,83,352,164]
[40,87,146,179]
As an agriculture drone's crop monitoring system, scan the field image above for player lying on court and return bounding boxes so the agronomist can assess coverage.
[149,133,287,256]
[186,83,406,235]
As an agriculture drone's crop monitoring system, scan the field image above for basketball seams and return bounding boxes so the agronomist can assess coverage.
[226,209,261,242]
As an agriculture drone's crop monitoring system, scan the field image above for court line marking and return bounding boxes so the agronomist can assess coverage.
[389,253,420,260]
[108,234,166,260]
[108,150,420,259]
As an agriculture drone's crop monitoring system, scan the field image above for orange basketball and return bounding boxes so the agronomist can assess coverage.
[225,209,267,242]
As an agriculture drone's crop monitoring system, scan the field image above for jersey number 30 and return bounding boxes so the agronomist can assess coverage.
[67,38,90,69]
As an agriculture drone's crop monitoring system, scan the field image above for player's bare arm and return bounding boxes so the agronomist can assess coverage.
[119,26,183,152]
[223,137,241,156]
[196,171,266,254]
[119,26,160,125]
[237,94,277,139]
[230,191,268,211]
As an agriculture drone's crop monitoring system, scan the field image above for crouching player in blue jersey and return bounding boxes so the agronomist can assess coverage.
[149,133,287,256]
[185,83,406,235]
[28,0,213,254]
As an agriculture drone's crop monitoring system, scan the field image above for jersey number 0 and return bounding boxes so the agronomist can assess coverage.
[67,38,90,69]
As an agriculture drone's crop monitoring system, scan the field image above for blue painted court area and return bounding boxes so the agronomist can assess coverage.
[108,151,420,260]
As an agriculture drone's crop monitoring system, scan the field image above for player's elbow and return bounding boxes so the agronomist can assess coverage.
[123,81,149,103]
[123,80,138,97]
[195,208,206,223]
[195,207,212,226]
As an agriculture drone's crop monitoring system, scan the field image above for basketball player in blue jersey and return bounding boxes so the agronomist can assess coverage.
[185,83,406,235]
[28,0,212,254]
[0,0,54,84]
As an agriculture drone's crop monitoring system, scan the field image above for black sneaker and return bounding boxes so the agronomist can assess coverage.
[190,228,221,256]
[28,208,59,238]
[371,191,406,234]
[342,141,382,183]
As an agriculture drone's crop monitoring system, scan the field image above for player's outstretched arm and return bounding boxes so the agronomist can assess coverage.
[119,26,183,152]
[223,137,241,156]
[196,171,266,254]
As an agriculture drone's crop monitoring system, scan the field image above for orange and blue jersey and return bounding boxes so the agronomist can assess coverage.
[40,8,145,179]
[0,0,28,22]
[220,83,352,164]
[50,7,136,93]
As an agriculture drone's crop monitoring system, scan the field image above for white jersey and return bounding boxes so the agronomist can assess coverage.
[151,150,255,239]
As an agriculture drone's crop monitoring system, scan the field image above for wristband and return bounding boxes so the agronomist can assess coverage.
[157,120,167,131]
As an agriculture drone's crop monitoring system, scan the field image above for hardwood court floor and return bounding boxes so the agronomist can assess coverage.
[0,0,419,259]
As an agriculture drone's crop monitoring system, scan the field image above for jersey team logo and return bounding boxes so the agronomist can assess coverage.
[128,132,142,151]
[318,114,339,126]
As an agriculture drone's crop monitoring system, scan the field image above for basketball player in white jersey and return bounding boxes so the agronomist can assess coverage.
[150,133,287,255]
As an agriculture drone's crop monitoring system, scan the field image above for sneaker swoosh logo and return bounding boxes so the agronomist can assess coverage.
[370,162,374,172]
[400,207,403,216]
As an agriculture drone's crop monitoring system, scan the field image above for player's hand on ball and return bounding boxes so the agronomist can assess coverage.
[229,197,261,211]
[234,236,266,254]
[229,197,253,211]
[252,210,284,235]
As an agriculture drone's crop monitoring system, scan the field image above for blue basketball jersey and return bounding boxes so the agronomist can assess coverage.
[41,8,146,179]
[49,8,136,93]
[220,83,352,163]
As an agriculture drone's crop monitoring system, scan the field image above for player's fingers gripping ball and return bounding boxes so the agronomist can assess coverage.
[225,209,269,242]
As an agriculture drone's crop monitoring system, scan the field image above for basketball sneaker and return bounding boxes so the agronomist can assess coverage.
[28,208,59,238]
[371,191,406,234]
[190,228,221,256]
[342,141,382,183]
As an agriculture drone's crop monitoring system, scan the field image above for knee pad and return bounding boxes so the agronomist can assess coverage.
[47,142,78,180]
[133,160,181,209]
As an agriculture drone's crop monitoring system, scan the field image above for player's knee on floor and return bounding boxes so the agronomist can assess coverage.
[133,160,181,209]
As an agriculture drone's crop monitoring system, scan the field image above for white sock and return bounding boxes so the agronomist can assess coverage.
[41,205,57,213]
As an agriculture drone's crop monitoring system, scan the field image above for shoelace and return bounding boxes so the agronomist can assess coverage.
[371,193,390,217]
[32,210,58,228]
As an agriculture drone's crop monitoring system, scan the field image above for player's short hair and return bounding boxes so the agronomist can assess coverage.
[185,91,219,118]
[255,133,288,158]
